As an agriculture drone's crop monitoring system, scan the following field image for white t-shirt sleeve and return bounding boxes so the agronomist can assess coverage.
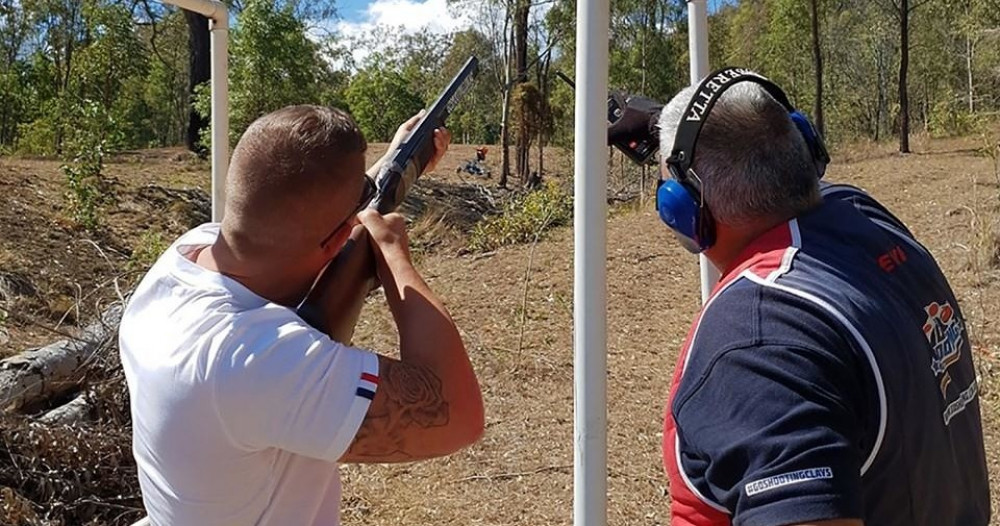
[211,312,379,462]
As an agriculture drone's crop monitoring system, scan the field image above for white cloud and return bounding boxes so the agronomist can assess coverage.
[362,0,470,34]
[334,0,473,65]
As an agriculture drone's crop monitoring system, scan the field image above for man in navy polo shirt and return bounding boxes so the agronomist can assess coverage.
[630,70,990,526]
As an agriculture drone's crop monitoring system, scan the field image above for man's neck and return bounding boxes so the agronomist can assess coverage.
[705,217,788,274]
[193,242,308,307]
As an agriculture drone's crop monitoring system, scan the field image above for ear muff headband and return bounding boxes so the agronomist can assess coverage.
[659,67,828,252]
[668,68,798,183]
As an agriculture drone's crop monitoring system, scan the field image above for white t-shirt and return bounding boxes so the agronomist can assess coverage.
[120,223,378,526]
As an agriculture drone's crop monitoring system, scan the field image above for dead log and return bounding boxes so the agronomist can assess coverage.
[0,305,122,412]
[37,391,92,425]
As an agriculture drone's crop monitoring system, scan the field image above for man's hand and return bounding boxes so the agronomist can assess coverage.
[356,210,412,290]
[368,111,452,177]
[386,111,422,152]
[426,126,451,174]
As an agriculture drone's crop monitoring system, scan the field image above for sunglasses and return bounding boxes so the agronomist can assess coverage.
[319,175,378,247]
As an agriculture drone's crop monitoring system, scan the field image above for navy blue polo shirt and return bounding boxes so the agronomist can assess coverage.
[663,183,990,526]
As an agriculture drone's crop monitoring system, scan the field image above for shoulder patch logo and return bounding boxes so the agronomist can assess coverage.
[922,301,965,395]
[744,467,834,497]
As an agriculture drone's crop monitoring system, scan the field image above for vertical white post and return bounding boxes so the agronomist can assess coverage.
[209,17,229,222]
[161,0,229,222]
[574,0,609,524]
[687,0,717,303]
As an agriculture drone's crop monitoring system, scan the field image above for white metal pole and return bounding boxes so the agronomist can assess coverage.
[687,0,718,303]
[161,0,229,222]
[573,0,609,524]
[209,17,229,222]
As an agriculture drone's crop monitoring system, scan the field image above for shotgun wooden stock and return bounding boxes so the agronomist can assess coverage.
[298,226,377,343]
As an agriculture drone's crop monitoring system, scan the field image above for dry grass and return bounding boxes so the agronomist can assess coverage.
[0,332,142,526]
[407,203,466,257]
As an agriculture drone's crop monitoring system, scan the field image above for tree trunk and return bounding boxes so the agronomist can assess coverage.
[0,102,9,146]
[875,45,886,142]
[185,10,211,153]
[499,88,511,189]
[516,135,530,186]
[0,306,121,412]
[810,0,825,135]
[966,34,975,113]
[536,54,548,180]
[498,15,514,189]
[898,0,910,153]
[513,0,530,184]
[537,135,543,179]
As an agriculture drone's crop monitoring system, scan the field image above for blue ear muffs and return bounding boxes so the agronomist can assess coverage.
[656,178,714,253]
[789,111,816,144]
[789,110,830,177]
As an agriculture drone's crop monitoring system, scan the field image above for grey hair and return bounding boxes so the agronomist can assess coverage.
[657,82,822,226]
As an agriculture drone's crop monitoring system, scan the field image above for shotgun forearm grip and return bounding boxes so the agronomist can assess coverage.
[371,156,425,215]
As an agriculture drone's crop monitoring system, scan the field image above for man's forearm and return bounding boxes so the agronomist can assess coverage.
[382,255,481,426]
[384,261,465,367]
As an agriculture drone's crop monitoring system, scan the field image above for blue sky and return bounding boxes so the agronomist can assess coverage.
[334,0,471,36]
[336,0,371,22]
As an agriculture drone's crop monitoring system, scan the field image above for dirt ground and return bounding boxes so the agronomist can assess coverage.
[1,136,999,524]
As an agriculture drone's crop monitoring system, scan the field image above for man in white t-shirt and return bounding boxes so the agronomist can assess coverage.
[119,105,484,525]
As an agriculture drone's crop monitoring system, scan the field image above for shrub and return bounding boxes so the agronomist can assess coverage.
[129,230,169,271]
[467,182,573,253]
[61,101,117,232]
[62,144,110,231]
[15,116,59,156]
[928,96,982,138]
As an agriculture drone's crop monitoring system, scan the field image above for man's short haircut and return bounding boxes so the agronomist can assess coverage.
[657,83,822,226]
[224,105,367,254]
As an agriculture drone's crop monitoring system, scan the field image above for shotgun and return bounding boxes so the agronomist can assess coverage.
[298,56,480,340]
[555,71,660,165]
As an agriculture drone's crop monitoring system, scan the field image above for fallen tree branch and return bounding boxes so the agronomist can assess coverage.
[38,391,92,425]
[453,464,571,483]
[0,305,122,412]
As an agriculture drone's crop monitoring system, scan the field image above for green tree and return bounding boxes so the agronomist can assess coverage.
[441,29,502,144]
[140,8,191,147]
[73,1,150,148]
[345,67,424,142]
[196,0,334,146]
[14,0,150,154]
[809,0,825,135]
[0,0,34,147]
[608,0,685,100]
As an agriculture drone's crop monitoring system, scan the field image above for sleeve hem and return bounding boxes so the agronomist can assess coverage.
[734,493,862,526]
[322,350,379,461]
